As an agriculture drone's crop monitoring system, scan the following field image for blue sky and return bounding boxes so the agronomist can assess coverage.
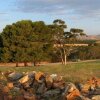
[0,0,100,35]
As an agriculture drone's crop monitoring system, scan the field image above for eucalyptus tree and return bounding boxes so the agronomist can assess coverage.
[51,19,86,65]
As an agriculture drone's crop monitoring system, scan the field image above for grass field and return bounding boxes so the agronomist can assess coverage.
[0,60,100,83]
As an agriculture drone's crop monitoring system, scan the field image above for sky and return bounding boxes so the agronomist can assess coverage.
[0,0,100,35]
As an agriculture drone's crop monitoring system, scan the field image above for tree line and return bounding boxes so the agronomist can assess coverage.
[0,19,99,66]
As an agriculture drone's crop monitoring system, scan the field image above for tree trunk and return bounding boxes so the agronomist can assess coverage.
[61,57,64,64]
[63,49,67,65]
[33,61,36,66]
[16,62,19,67]
[64,54,67,65]
[60,51,64,64]
[24,62,28,67]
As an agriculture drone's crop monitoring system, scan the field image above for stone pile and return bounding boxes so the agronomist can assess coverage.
[0,71,100,100]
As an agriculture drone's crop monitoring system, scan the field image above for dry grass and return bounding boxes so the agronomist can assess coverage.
[0,60,100,83]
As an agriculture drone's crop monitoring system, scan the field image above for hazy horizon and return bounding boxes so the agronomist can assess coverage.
[0,0,100,35]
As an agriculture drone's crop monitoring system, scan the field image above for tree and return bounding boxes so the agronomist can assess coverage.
[0,20,53,66]
[50,20,86,65]
[0,19,87,66]
[49,19,67,64]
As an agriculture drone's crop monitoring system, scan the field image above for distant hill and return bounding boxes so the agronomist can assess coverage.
[78,35,100,40]
[95,35,100,40]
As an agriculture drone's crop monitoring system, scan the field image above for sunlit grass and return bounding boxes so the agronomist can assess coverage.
[0,60,100,83]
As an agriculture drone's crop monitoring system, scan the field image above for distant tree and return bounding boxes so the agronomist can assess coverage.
[49,19,67,64]
[50,19,86,65]
[76,47,89,60]
[89,46,100,59]
[70,28,85,35]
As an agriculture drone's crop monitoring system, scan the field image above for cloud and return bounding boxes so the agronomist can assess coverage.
[15,0,100,18]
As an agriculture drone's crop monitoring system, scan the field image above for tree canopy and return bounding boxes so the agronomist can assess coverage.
[1,19,96,66]
[0,20,53,66]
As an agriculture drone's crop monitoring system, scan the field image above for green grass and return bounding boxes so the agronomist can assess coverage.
[0,60,100,83]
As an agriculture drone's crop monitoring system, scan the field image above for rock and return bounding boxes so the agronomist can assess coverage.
[81,77,100,93]
[7,82,14,89]
[15,95,25,100]
[32,80,40,93]
[92,95,100,100]
[27,88,35,94]
[54,75,63,82]
[53,81,65,89]
[83,77,100,93]
[42,89,61,100]
[13,87,20,92]
[91,77,100,88]
[3,94,11,100]
[80,96,91,100]
[35,72,44,82]
[8,72,23,81]
[66,89,81,100]
[46,75,53,83]
[50,74,57,79]
[20,76,34,89]
[19,75,29,84]
[81,84,90,93]
[94,88,100,95]
[1,71,100,100]
[0,91,4,100]
[89,88,100,95]
[3,86,9,93]
[66,83,77,93]
[27,71,36,78]
[8,95,13,100]
[46,81,52,90]
[45,75,53,89]
[36,83,47,95]
[62,83,81,100]
[24,92,36,100]
[39,75,46,83]
[75,82,83,91]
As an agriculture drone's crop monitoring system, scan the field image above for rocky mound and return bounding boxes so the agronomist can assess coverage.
[0,71,100,100]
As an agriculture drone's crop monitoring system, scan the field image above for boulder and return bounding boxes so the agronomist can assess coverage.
[7,82,14,89]
[8,72,23,81]
[13,87,20,92]
[50,74,63,82]
[1,71,100,100]
[35,72,44,82]
[3,94,12,100]
[15,95,25,100]
[26,71,36,79]
[3,86,10,93]
[89,88,100,95]
[82,84,91,93]
[53,81,65,89]
[66,89,81,100]
[65,83,77,93]
[19,75,29,84]
[36,83,47,95]
[32,80,40,93]
[92,95,100,100]
[19,75,35,89]
[24,92,36,100]
[42,89,61,100]
[45,75,53,89]
[0,91,4,100]
[50,74,57,80]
